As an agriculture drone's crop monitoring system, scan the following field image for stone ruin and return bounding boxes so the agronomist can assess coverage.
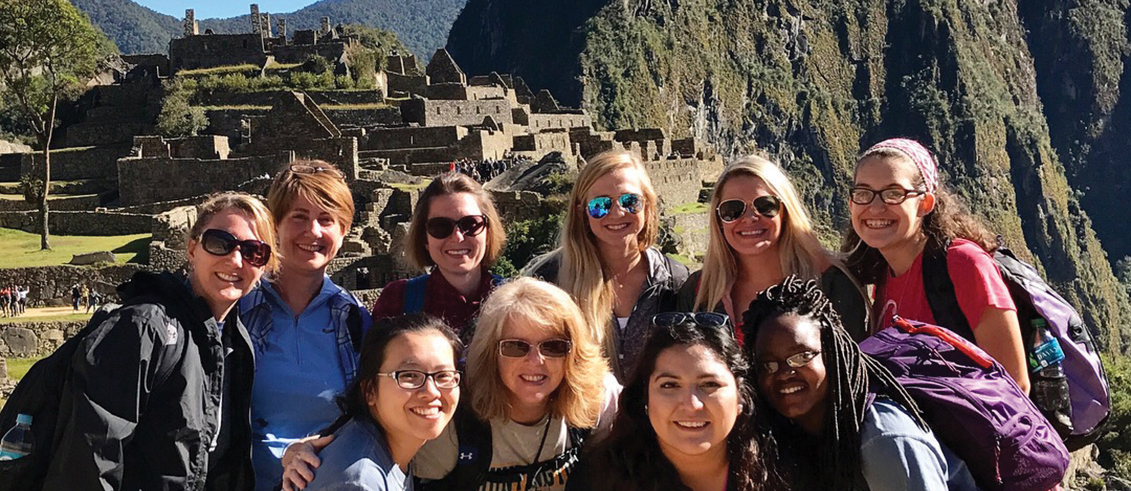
[0,6,724,306]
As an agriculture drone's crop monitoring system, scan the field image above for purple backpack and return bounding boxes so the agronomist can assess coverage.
[923,240,1111,450]
[861,317,1069,491]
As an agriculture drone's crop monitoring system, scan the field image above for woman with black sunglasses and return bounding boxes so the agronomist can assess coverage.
[282,278,618,491]
[677,156,869,343]
[45,192,276,490]
[371,172,506,338]
[526,149,689,382]
[568,311,776,491]
[743,276,977,491]
[239,161,377,491]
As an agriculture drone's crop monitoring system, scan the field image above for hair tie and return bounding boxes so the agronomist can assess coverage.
[864,138,939,192]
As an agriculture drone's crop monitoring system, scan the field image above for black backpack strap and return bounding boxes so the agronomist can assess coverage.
[402,274,429,315]
[346,304,363,352]
[422,404,492,491]
[921,240,976,342]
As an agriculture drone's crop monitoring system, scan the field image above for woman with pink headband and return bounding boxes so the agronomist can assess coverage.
[842,138,1030,393]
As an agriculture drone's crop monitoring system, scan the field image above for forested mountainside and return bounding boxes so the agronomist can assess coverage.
[70,0,464,58]
[448,0,1131,353]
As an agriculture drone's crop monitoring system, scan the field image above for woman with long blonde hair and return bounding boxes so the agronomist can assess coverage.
[526,149,689,381]
[677,155,869,342]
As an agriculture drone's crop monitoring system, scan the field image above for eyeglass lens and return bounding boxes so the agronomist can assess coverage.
[499,339,572,358]
[426,215,488,239]
[200,229,271,267]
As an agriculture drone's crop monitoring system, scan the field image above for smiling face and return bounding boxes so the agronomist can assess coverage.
[754,313,829,435]
[497,314,567,422]
[277,194,345,275]
[187,208,269,316]
[426,192,488,277]
[648,343,739,462]
[585,167,646,251]
[367,329,459,450]
[850,155,932,257]
[717,174,782,261]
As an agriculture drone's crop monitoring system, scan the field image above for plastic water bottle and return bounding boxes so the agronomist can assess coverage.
[0,413,33,461]
[1028,319,1073,434]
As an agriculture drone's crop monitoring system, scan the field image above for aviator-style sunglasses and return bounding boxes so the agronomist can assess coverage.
[498,339,573,358]
[426,215,488,240]
[758,350,822,375]
[652,312,733,339]
[587,193,643,219]
[849,187,926,205]
[376,369,461,390]
[716,195,782,223]
[198,229,272,267]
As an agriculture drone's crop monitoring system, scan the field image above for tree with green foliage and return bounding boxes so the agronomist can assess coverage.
[0,0,110,250]
[156,80,207,138]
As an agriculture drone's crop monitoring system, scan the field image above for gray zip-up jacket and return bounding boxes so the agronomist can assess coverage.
[529,247,689,381]
[45,271,255,491]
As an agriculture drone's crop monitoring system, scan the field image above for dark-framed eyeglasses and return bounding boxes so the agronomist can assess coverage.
[849,187,925,205]
[289,164,345,180]
[758,350,822,375]
[587,193,643,219]
[198,229,271,267]
[426,215,488,240]
[716,195,781,223]
[498,339,572,358]
[377,369,462,390]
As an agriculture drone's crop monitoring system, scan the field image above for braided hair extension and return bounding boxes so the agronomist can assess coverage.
[742,276,925,490]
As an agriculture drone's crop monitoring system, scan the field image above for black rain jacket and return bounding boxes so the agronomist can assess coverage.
[43,271,255,491]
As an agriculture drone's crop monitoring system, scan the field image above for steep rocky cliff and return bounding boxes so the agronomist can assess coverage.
[448,0,1131,352]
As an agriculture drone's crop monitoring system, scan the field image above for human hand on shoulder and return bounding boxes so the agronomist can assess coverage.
[281,434,334,491]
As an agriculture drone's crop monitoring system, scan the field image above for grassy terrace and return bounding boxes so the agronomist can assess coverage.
[176,64,261,77]
[0,228,150,268]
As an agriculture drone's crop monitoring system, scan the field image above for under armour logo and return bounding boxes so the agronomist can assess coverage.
[459,452,474,461]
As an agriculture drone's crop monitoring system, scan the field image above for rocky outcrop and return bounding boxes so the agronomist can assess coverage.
[447,0,1131,353]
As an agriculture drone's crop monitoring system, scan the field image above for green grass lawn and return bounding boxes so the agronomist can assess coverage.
[0,228,150,268]
[0,357,42,410]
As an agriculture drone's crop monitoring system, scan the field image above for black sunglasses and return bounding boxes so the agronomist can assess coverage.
[498,339,572,358]
[199,229,271,267]
[716,195,782,223]
[426,215,488,240]
[652,312,732,333]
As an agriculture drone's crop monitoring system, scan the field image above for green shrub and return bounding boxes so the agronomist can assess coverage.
[156,89,207,137]
[1097,353,1131,481]
[499,212,564,273]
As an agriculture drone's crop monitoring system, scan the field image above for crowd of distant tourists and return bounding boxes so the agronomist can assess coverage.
[0,285,29,317]
[1,136,1084,491]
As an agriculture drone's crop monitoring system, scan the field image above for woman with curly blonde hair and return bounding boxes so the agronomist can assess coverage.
[677,155,869,343]
[527,149,688,381]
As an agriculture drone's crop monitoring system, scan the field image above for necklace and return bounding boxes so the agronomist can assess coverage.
[530,416,552,465]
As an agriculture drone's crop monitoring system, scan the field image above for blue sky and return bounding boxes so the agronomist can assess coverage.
[134,0,316,20]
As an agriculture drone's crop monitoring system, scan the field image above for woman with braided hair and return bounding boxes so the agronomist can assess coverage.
[743,276,978,491]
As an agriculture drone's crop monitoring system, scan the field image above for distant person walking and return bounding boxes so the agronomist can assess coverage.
[16,285,28,315]
[71,284,81,311]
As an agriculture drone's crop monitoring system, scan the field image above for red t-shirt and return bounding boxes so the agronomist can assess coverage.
[371,270,495,334]
[873,239,1015,334]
